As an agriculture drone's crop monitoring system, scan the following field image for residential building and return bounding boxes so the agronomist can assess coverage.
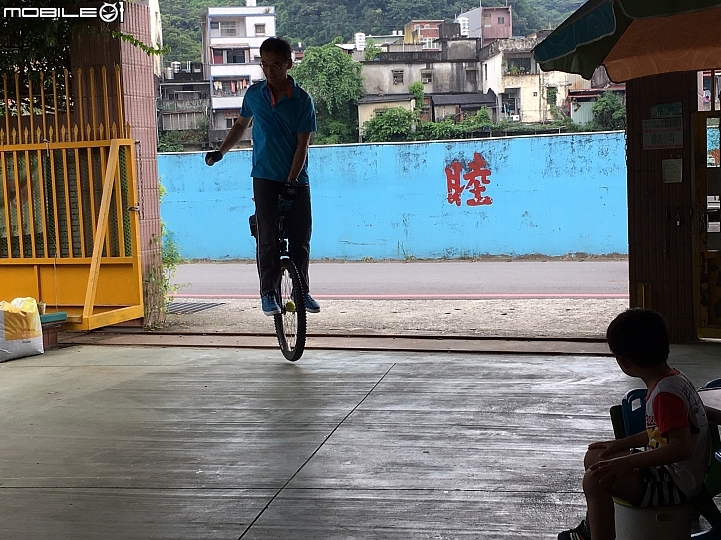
[403,20,445,50]
[564,66,627,124]
[146,0,164,78]
[357,93,417,140]
[362,39,484,95]
[454,6,512,43]
[567,85,626,124]
[360,24,588,129]
[432,92,497,123]
[361,38,497,120]
[201,1,276,146]
[479,32,592,123]
[341,32,404,61]
[158,62,209,133]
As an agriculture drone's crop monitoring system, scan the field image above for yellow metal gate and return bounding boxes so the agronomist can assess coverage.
[0,67,144,330]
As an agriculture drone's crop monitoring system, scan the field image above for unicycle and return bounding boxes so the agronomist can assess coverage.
[273,213,307,361]
[249,201,307,362]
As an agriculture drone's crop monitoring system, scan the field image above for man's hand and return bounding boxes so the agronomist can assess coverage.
[280,178,299,201]
[205,150,223,166]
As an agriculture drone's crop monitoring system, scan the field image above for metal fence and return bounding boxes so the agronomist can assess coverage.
[0,66,143,330]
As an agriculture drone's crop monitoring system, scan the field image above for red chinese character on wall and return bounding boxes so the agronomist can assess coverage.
[445,152,493,207]
[463,152,492,206]
[445,161,465,206]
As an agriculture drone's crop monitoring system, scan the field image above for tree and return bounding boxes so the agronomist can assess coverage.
[409,81,424,112]
[290,38,364,144]
[505,0,542,36]
[0,3,71,78]
[591,91,626,131]
[2,0,166,76]
[364,38,383,61]
[1,0,165,111]
[362,107,418,142]
[157,0,581,66]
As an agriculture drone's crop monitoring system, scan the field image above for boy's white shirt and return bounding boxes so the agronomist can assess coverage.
[645,370,709,497]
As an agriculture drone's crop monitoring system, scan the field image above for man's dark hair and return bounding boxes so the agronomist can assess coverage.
[606,308,670,367]
[260,37,292,60]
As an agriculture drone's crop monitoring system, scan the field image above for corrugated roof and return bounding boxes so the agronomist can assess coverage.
[430,92,496,106]
[358,93,414,104]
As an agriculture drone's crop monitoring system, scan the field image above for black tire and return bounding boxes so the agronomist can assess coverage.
[274,258,307,361]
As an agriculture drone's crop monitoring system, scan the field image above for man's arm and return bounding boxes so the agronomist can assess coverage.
[287,132,312,181]
[205,116,252,165]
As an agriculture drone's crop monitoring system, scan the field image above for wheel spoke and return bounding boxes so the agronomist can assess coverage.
[275,260,306,361]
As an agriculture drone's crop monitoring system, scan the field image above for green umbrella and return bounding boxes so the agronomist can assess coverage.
[534,0,721,82]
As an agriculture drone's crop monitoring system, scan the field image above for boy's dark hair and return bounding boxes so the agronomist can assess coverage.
[606,308,670,367]
[260,37,292,60]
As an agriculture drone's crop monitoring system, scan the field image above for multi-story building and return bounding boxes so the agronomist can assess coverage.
[360,38,499,130]
[455,6,512,44]
[479,32,592,123]
[201,0,276,146]
[339,32,404,62]
[403,20,445,50]
[360,28,591,128]
[158,62,209,134]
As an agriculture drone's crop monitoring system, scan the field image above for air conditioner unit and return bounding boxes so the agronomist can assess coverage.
[510,114,520,121]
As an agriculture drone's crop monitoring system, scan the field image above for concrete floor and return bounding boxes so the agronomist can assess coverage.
[1,342,720,539]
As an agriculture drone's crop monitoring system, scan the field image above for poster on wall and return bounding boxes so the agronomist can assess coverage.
[643,118,683,150]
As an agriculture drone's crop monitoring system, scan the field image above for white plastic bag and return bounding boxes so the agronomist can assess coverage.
[0,297,44,362]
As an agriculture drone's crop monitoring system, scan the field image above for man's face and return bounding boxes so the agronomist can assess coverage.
[260,51,292,86]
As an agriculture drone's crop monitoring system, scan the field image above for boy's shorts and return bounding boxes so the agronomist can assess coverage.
[634,465,688,507]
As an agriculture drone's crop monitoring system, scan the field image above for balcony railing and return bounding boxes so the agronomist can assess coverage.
[502,66,538,76]
[157,99,209,112]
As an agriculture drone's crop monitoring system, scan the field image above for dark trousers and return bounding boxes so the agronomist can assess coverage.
[253,177,312,297]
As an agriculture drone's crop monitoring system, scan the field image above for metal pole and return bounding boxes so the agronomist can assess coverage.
[479,0,483,48]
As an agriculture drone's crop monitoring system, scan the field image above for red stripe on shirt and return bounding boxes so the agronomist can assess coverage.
[653,392,689,436]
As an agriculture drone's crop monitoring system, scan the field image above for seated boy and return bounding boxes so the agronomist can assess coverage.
[559,308,709,540]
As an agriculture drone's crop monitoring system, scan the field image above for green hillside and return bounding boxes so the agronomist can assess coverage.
[159,0,585,64]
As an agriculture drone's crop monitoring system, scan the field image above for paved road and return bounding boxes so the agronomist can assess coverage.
[172,259,629,299]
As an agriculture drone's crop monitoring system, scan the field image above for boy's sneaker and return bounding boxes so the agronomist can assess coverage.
[558,519,591,540]
[304,293,320,313]
[261,293,281,316]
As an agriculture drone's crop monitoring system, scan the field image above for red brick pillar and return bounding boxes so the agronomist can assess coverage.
[119,3,163,327]
[71,3,163,327]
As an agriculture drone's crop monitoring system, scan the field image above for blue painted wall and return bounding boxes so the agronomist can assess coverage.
[158,132,629,260]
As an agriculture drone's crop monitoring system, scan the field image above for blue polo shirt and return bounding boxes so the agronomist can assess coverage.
[239,76,316,184]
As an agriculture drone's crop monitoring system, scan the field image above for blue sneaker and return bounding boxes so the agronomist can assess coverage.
[304,293,320,313]
[261,293,281,316]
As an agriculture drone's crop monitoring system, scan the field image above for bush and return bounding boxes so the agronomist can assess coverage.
[591,91,626,131]
[362,107,418,142]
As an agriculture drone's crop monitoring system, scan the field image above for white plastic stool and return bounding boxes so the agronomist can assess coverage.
[614,497,692,540]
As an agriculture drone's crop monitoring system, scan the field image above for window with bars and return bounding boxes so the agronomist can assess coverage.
[547,86,558,106]
[506,57,533,75]
[220,21,237,36]
[227,50,247,64]
[255,24,266,36]
[421,70,433,84]
[466,68,478,85]
[393,70,404,84]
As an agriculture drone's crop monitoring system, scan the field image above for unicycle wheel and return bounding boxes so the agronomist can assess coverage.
[274,259,307,361]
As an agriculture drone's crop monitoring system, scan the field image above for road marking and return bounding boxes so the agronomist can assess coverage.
[171,293,629,300]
